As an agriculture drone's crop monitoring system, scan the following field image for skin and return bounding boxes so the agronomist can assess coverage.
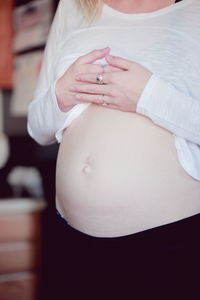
[105,0,177,14]
[56,48,119,111]
[56,0,200,237]
[71,53,152,112]
[56,0,176,114]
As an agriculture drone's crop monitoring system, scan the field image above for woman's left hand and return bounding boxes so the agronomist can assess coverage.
[70,54,152,112]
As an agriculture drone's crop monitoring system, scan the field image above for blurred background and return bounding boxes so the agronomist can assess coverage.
[0,0,63,299]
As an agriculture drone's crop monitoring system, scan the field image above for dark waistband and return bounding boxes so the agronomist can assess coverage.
[56,210,200,246]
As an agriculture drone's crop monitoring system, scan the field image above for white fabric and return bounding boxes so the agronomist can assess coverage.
[27,0,200,180]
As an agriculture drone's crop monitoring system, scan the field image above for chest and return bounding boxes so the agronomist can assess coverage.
[55,24,199,97]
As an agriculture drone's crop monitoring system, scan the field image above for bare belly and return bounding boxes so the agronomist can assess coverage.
[56,105,200,237]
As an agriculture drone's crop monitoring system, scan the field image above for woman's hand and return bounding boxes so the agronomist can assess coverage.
[70,54,152,112]
[55,47,119,112]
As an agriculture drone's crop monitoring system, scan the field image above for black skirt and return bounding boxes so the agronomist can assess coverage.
[42,212,200,300]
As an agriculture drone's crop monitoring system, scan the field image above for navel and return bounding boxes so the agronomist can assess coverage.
[81,155,94,175]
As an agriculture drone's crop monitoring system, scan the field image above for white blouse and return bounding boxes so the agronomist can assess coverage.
[27,0,200,180]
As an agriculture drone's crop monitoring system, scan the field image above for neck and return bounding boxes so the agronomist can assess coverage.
[105,0,177,14]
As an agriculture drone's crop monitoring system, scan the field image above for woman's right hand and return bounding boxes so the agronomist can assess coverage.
[55,47,112,112]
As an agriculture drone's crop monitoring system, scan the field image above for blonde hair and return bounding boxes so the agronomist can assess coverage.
[79,0,104,20]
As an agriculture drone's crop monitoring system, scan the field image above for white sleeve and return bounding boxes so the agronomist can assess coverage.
[136,74,200,146]
[27,0,73,146]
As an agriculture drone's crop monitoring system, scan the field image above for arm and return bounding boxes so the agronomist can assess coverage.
[27,0,69,145]
[136,74,200,145]
[73,54,200,146]
[27,0,111,146]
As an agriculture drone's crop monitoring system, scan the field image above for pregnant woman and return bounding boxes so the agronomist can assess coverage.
[28,0,200,299]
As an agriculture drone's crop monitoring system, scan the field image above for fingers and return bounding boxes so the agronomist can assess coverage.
[75,63,123,84]
[69,83,113,97]
[75,72,112,84]
[75,71,119,84]
[105,54,132,70]
[75,92,119,111]
[79,64,121,76]
[74,93,112,106]
[77,47,110,64]
[103,65,122,72]
[81,63,107,74]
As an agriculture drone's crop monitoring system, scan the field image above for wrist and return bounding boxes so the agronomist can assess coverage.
[55,78,68,112]
[142,70,153,91]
